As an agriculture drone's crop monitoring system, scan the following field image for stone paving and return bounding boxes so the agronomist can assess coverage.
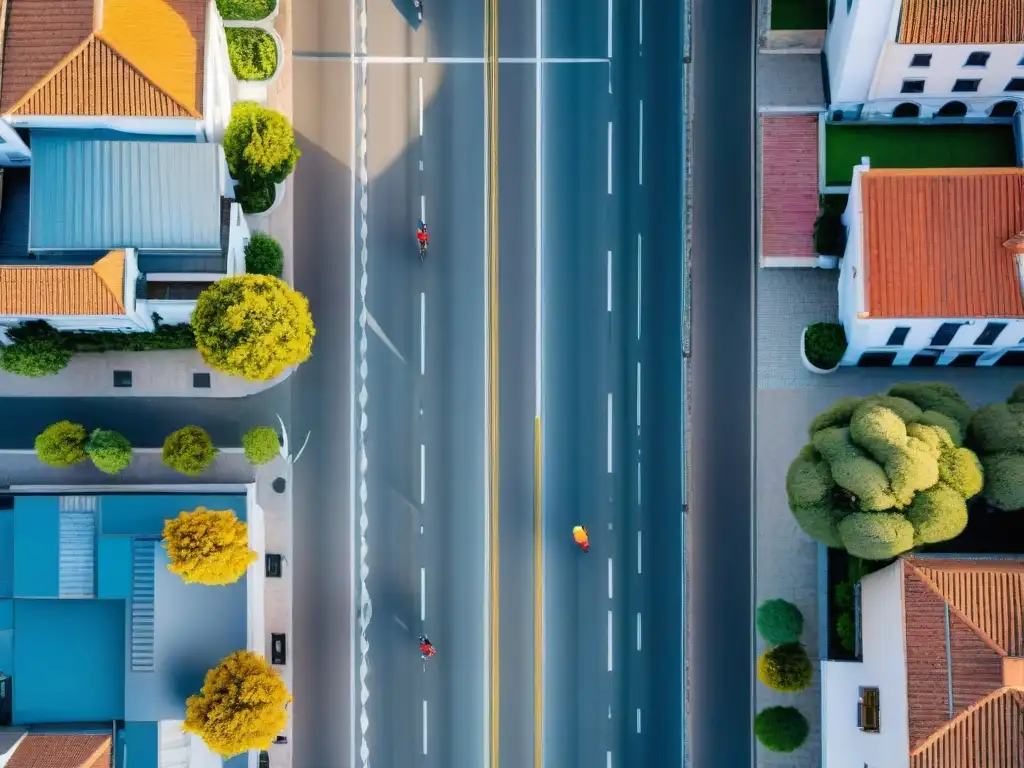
[754,267,1024,767]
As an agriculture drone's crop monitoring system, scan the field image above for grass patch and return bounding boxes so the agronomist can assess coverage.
[770,0,826,30]
[824,123,1018,187]
[216,0,276,20]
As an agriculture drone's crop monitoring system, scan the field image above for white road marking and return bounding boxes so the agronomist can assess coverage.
[607,122,613,194]
[418,76,424,136]
[419,160,424,171]
[607,751,613,768]
[535,0,543,420]
[637,531,642,574]
[639,0,643,45]
[607,0,613,57]
[637,462,642,504]
[366,311,406,363]
[420,567,426,620]
[636,361,641,429]
[421,195,426,223]
[638,100,644,185]
[294,54,610,63]
[607,251,613,312]
[607,610,614,670]
[420,293,426,375]
[637,708,642,733]
[607,393,614,473]
[394,615,409,631]
[423,700,429,754]
[608,557,614,598]
[420,444,426,503]
[637,612,642,650]
[637,234,642,339]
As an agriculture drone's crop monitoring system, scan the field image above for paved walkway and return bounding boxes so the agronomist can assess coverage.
[0,449,253,487]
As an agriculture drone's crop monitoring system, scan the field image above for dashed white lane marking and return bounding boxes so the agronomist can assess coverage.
[636,234,643,339]
[418,76,424,136]
[637,531,642,574]
[294,54,611,63]
[636,361,641,429]
[607,750,613,768]
[607,393,614,473]
[607,122,613,194]
[607,0,613,57]
[420,194,426,223]
[420,293,426,375]
[637,708,642,733]
[420,567,426,621]
[639,0,643,45]
[420,444,426,503]
[637,462,642,505]
[607,610,614,671]
[423,700,428,754]
[638,100,644,185]
[607,251,613,312]
[637,612,642,650]
[608,557,614,599]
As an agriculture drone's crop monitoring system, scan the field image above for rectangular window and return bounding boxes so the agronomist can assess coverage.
[910,349,941,366]
[950,352,982,367]
[901,79,926,94]
[886,327,910,346]
[910,53,932,67]
[858,687,880,733]
[965,51,990,67]
[145,281,216,301]
[952,78,981,93]
[1006,78,1024,92]
[932,323,962,346]
[997,350,1024,366]
[857,352,897,367]
[975,322,1007,345]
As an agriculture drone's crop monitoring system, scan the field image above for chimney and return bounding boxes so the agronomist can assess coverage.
[1003,657,1024,687]
[1004,231,1024,255]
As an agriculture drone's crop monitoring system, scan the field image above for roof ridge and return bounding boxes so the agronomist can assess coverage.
[92,29,201,118]
[4,32,98,115]
[909,688,1017,757]
[906,561,1009,657]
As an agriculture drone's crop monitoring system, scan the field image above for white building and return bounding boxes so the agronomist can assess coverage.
[821,557,1024,768]
[837,161,1024,367]
[825,0,1024,120]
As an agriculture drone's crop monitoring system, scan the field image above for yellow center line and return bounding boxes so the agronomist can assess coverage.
[534,417,543,768]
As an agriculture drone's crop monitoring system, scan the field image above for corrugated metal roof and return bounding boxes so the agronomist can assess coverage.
[29,136,222,252]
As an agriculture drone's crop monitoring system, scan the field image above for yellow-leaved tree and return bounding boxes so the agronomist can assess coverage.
[184,650,292,756]
[162,507,257,586]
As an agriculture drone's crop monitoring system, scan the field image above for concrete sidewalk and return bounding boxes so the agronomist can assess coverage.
[0,449,254,487]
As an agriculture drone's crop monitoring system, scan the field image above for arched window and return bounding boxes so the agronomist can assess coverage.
[990,100,1020,118]
[936,101,968,117]
[892,102,920,118]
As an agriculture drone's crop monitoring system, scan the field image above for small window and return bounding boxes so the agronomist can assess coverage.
[271,633,287,665]
[192,372,211,389]
[265,554,283,578]
[952,79,981,93]
[886,327,910,346]
[910,349,941,367]
[113,370,132,388]
[965,51,990,67]
[901,79,926,94]
[858,352,897,367]
[909,53,932,67]
[932,323,963,346]
[975,322,1007,345]
[1006,79,1024,92]
[996,350,1024,366]
[950,352,982,367]
[858,687,880,733]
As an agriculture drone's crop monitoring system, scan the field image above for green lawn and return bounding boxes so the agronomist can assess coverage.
[824,123,1019,187]
[771,0,826,30]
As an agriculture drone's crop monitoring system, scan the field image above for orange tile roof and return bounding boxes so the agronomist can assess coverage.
[898,0,1024,44]
[901,558,1024,768]
[860,168,1024,319]
[0,250,126,316]
[8,734,112,768]
[0,0,206,118]
[760,115,819,259]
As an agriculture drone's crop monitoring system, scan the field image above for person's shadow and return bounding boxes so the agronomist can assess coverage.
[392,0,423,30]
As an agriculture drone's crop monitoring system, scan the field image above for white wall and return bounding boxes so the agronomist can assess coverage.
[0,313,147,332]
[246,485,267,658]
[4,115,203,139]
[825,0,897,113]
[203,2,235,143]
[822,562,910,768]
[227,202,250,276]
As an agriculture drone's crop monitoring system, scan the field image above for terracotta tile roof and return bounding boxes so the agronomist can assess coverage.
[0,250,126,315]
[8,734,112,768]
[901,558,1024,767]
[860,168,1024,319]
[898,0,1024,44]
[0,0,206,117]
[760,115,819,259]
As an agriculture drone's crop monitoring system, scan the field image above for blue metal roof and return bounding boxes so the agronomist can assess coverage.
[29,135,223,252]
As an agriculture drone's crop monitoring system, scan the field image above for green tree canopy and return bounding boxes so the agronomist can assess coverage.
[192,275,315,381]
[163,507,257,585]
[755,599,804,646]
[968,385,1024,511]
[754,706,809,753]
[224,101,300,184]
[243,426,280,465]
[184,650,291,755]
[35,421,88,467]
[786,384,981,559]
[85,428,133,475]
[163,426,218,476]
[757,643,813,693]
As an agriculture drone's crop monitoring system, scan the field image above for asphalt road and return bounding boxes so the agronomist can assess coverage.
[688,0,756,764]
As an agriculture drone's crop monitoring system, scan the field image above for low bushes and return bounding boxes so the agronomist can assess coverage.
[35,421,88,467]
[756,599,804,646]
[226,28,279,81]
[163,426,219,476]
[225,102,300,186]
[755,706,810,753]
[757,643,813,693]
[85,429,133,475]
[803,321,846,370]
[216,0,276,20]
[237,178,276,215]
[244,233,284,276]
[243,426,280,465]
[812,206,846,256]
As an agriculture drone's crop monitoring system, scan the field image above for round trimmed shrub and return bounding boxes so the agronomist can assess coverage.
[35,421,88,467]
[244,233,284,277]
[163,426,218,476]
[755,706,809,753]
[757,643,813,693]
[224,101,300,184]
[243,426,280,465]
[838,512,915,561]
[756,599,804,646]
[85,428,133,475]
[0,336,73,377]
[216,0,276,21]
[803,322,846,370]
[226,27,279,81]
[237,178,276,215]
